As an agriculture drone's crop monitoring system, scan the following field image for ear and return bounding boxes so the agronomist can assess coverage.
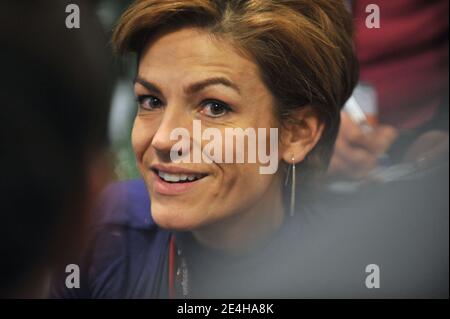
[280,106,324,164]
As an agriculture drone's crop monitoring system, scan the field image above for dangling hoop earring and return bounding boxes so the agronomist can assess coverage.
[284,157,296,216]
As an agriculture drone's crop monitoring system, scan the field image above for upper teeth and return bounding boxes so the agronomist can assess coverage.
[157,171,203,182]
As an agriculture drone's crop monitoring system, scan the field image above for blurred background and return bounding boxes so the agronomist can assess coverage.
[95,0,140,181]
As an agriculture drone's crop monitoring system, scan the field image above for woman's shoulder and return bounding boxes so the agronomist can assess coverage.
[51,179,171,298]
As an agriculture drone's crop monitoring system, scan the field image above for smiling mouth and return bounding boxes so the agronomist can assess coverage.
[152,169,207,183]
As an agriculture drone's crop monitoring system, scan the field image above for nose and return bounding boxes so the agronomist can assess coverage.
[151,104,191,160]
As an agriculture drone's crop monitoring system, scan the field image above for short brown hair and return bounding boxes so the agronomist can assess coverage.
[113,0,358,179]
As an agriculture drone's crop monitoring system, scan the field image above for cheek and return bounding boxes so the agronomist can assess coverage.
[221,162,274,205]
[244,164,275,191]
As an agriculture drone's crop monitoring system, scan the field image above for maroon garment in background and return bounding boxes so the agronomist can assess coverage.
[353,0,448,129]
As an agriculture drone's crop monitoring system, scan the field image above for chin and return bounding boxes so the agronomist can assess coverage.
[150,202,206,231]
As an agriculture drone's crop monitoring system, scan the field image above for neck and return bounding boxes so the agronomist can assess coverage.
[192,177,285,255]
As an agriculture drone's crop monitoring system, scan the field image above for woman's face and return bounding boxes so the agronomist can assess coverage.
[133,28,286,230]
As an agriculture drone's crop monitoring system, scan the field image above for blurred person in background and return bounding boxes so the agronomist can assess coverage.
[0,0,113,297]
[317,0,448,298]
[329,0,449,179]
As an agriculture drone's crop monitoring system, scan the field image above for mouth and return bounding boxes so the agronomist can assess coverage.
[150,166,209,195]
[152,169,207,183]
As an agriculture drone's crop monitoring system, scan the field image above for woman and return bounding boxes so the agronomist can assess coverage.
[53,0,358,298]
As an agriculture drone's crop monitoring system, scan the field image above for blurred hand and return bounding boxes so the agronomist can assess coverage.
[328,112,398,179]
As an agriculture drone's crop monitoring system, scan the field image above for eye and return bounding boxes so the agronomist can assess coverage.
[200,100,232,118]
[136,95,163,111]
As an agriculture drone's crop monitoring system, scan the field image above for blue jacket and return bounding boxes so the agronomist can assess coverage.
[52,179,171,298]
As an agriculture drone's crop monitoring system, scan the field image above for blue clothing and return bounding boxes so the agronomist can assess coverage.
[52,180,171,298]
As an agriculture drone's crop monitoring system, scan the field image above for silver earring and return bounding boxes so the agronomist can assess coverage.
[284,157,296,216]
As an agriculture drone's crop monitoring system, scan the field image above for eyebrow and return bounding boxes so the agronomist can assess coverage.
[185,77,241,95]
[135,77,163,95]
[134,76,241,96]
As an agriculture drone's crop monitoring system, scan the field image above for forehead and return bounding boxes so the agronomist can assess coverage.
[137,28,261,87]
